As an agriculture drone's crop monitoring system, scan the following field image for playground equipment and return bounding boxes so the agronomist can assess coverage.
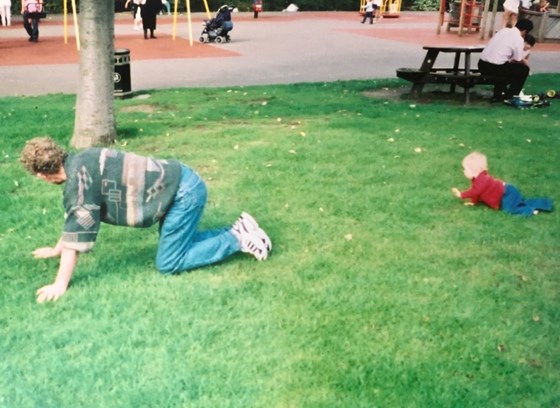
[60,0,80,50]
[172,0,212,46]
[438,0,560,40]
[359,0,402,18]
[519,6,560,42]
[437,0,485,36]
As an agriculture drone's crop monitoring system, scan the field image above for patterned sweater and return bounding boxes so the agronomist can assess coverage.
[61,148,182,252]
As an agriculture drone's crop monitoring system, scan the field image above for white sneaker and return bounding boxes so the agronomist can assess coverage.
[231,212,272,260]
[239,212,272,251]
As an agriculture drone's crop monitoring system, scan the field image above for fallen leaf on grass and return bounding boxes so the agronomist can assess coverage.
[529,359,542,368]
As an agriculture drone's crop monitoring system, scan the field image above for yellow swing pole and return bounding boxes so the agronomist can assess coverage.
[71,0,80,50]
[186,0,193,46]
[202,0,211,19]
[172,0,178,39]
[63,0,68,44]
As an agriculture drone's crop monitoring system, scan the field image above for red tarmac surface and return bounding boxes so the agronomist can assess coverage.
[2,12,558,67]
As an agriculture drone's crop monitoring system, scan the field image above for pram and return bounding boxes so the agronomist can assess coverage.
[199,5,234,43]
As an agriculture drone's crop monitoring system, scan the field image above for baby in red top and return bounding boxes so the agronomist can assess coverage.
[451,151,553,216]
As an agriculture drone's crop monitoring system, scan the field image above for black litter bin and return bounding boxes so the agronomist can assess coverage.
[114,48,131,98]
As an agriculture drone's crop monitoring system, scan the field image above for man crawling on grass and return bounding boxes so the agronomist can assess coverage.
[20,137,271,303]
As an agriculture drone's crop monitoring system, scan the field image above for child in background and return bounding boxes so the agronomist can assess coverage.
[451,151,553,216]
[502,0,520,28]
[361,0,375,24]
[537,0,550,11]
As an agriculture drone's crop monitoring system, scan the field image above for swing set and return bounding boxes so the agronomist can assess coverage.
[61,0,218,50]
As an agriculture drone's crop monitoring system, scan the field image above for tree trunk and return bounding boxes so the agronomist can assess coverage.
[71,0,117,149]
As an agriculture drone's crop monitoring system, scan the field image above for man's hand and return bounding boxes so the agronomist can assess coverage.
[33,247,62,259]
[36,283,67,303]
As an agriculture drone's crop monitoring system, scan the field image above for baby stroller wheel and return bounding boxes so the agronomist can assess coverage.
[215,36,224,44]
[199,36,206,43]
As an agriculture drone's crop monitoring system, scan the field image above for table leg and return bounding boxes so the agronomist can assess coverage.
[450,51,461,94]
[464,51,472,104]
[412,49,440,96]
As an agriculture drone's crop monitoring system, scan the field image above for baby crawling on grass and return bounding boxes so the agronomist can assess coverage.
[451,151,553,216]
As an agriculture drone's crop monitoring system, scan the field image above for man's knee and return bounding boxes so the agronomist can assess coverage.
[155,257,177,275]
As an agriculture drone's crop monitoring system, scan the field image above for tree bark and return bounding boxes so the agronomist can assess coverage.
[71,0,117,149]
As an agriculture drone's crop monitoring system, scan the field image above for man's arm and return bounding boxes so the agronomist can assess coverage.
[33,237,64,259]
[36,248,79,303]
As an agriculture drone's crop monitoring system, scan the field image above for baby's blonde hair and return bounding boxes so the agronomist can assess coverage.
[462,151,488,175]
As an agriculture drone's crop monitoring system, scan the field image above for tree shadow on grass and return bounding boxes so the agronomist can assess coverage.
[364,85,496,107]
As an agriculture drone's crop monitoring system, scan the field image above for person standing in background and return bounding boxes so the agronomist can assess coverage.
[0,0,11,27]
[21,0,42,42]
[141,0,162,39]
[502,0,520,28]
[361,0,374,24]
[125,0,144,31]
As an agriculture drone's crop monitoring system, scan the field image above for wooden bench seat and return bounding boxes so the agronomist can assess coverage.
[396,67,501,103]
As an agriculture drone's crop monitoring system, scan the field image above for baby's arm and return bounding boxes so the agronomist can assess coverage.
[451,187,475,205]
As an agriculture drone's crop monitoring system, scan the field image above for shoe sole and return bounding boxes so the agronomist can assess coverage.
[241,212,272,251]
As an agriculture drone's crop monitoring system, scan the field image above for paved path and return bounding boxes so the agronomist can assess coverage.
[0,11,558,97]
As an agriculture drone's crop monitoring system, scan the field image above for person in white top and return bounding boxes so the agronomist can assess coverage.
[478,18,533,102]
[361,0,374,24]
[125,0,145,30]
[0,0,11,27]
[502,0,520,28]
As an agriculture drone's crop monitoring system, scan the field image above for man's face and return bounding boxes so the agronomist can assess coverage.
[37,172,65,185]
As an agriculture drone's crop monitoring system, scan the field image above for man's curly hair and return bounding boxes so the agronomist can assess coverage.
[20,137,68,175]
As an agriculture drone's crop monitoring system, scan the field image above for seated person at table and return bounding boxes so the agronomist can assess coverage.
[478,18,533,103]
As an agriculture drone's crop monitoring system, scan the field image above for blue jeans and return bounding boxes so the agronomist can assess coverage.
[155,166,240,274]
[501,184,553,216]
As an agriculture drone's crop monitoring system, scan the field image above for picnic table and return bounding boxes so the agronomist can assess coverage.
[396,45,497,104]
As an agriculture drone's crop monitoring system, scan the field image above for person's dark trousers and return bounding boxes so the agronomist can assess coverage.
[361,11,373,24]
[23,12,40,41]
[478,59,530,100]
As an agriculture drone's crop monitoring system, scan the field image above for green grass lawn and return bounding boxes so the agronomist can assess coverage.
[1,76,559,407]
